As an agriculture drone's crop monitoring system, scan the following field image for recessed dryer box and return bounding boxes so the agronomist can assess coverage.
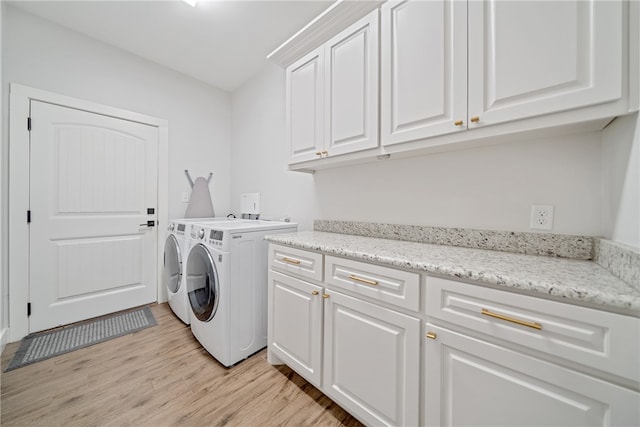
[241,193,261,215]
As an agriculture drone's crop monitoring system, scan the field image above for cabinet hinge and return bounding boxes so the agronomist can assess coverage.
[27,303,31,317]
[27,117,31,131]
[27,210,31,223]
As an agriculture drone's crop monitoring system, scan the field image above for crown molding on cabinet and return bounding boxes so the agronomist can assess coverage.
[267,0,384,68]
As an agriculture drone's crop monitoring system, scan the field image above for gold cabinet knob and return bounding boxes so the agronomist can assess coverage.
[470,116,480,123]
[454,120,464,126]
[425,332,437,340]
[322,294,330,299]
[315,151,323,156]
[311,290,319,296]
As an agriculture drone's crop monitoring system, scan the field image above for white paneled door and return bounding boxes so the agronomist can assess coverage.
[29,101,159,333]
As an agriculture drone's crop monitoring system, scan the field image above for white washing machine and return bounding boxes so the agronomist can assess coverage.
[186,220,297,367]
[164,219,195,324]
[164,217,234,324]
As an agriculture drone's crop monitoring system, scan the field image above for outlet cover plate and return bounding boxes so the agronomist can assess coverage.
[530,204,554,230]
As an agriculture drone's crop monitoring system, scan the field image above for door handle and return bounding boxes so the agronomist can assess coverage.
[140,220,155,227]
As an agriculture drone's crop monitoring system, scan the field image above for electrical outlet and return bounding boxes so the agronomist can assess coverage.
[530,205,554,230]
[181,192,190,203]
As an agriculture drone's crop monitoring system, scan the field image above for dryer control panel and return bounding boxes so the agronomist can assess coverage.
[210,230,224,241]
[207,229,224,247]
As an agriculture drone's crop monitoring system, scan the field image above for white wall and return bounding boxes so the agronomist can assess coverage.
[231,63,318,230]
[231,63,604,236]
[2,5,232,221]
[314,133,602,234]
[1,5,232,341]
[602,113,640,248]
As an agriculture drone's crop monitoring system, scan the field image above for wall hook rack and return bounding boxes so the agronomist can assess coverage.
[184,170,213,189]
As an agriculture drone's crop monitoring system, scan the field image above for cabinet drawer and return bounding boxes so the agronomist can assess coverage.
[426,276,640,383]
[325,255,420,311]
[269,244,323,282]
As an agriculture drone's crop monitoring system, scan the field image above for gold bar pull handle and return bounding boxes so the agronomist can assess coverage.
[425,332,437,340]
[470,116,480,123]
[281,257,301,265]
[481,309,542,330]
[348,274,378,286]
[454,120,464,126]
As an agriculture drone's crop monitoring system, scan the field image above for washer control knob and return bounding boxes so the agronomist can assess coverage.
[198,228,205,239]
[168,223,175,232]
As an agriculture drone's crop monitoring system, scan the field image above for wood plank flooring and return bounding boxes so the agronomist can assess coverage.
[1,303,363,427]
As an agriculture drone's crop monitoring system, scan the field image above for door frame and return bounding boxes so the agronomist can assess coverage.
[8,83,169,342]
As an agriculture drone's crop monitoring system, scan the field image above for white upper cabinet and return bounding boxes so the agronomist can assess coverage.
[381,0,467,145]
[281,0,635,169]
[286,10,379,164]
[286,47,324,163]
[382,0,627,147]
[467,0,624,128]
[324,10,379,157]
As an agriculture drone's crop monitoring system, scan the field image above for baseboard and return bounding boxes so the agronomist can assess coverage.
[0,327,9,355]
[267,347,284,365]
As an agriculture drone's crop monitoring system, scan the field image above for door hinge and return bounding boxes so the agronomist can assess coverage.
[27,303,31,317]
[27,117,31,131]
[27,210,31,223]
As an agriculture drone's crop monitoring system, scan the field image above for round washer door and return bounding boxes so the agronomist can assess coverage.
[163,234,182,293]
[186,243,220,322]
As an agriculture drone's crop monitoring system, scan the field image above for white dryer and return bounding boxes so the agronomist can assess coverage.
[164,217,232,324]
[186,220,297,367]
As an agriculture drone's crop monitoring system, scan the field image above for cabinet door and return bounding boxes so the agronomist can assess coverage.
[468,0,624,128]
[324,290,420,426]
[286,47,324,163]
[324,10,379,157]
[381,0,467,146]
[424,324,640,427]
[268,270,323,386]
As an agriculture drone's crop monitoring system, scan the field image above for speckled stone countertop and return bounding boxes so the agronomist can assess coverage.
[265,231,640,316]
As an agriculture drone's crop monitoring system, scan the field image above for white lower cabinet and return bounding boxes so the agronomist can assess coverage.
[268,244,639,426]
[268,245,421,426]
[423,323,639,427]
[323,290,420,426]
[268,269,323,386]
[424,276,640,427]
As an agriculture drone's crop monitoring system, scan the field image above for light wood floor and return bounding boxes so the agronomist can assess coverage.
[1,303,363,427]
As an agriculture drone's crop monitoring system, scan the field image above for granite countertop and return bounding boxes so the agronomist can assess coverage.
[266,231,640,316]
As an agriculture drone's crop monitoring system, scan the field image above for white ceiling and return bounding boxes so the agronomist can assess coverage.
[9,0,333,92]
